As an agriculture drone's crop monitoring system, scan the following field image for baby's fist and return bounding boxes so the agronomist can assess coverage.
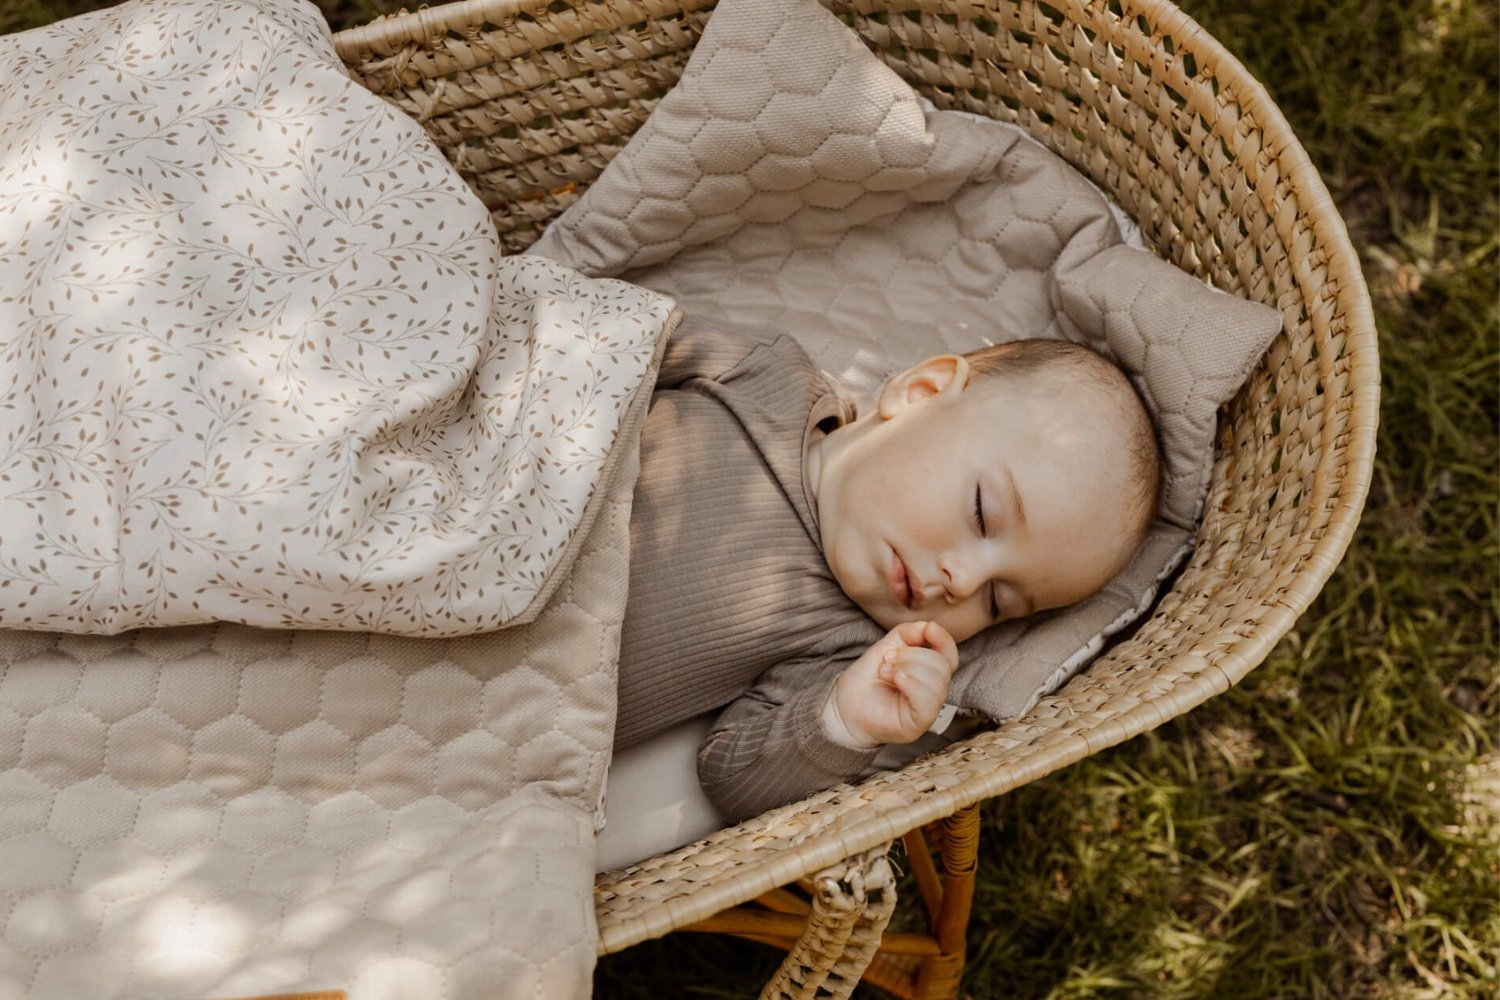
[828,621,960,748]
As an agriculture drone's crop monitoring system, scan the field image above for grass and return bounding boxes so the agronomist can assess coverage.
[5,0,1496,996]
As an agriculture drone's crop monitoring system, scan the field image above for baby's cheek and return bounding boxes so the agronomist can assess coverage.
[927,603,987,645]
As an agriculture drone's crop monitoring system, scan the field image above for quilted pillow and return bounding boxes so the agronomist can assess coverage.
[534,0,1282,721]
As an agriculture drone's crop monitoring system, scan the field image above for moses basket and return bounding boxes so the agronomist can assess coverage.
[330,1,1379,996]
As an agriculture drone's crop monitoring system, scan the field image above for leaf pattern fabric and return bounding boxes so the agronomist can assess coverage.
[0,0,676,636]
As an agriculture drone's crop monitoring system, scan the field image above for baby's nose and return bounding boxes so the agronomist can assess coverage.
[939,555,981,602]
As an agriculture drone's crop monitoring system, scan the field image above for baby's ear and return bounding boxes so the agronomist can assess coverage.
[876,354,971,419]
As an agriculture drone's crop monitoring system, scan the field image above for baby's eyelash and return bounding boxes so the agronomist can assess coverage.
[976,485,1000,619]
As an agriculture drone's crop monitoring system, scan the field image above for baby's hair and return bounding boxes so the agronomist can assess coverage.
[962,339,1162,538]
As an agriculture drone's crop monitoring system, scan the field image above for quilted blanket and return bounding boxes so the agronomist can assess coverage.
[0,0,676,997]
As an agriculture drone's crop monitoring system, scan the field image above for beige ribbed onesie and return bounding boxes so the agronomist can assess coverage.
[615,317,888,821]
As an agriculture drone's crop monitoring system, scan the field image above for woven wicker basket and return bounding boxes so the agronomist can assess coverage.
[333,1,1379,995]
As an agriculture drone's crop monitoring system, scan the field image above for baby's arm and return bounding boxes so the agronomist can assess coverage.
[697,655,881,823]
[696,622,959,822]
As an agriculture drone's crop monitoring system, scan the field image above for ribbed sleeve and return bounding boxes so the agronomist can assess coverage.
[696,662,879,822]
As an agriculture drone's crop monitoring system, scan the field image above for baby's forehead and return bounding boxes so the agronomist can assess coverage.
[954,377,1137,465]
[960,370,1125,422]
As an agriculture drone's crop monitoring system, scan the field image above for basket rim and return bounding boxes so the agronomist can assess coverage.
[331,0,1381,949]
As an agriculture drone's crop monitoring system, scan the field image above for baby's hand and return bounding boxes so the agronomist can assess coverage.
[829,621,960,747]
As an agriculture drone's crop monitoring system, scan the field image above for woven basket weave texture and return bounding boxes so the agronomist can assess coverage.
[333,0,1378,956]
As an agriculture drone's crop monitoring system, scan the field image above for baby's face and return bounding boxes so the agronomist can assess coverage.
[814,360,1138,644]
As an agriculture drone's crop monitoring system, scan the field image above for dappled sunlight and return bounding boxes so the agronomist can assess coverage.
[123,892,258,987]
[27,784,599,996]
[2,0,1493,997]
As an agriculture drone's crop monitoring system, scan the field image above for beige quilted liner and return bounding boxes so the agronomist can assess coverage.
[335,0,1378,967]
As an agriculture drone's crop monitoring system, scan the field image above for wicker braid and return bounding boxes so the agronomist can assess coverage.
[760,846,898,1000]
[819,852,899,997]
[333,0,1379,967]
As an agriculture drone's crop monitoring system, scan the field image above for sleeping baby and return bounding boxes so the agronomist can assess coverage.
[615,317,1161,821]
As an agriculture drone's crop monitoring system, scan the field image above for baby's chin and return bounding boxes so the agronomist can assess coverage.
[858,599,904,632]
[825,549,900,630]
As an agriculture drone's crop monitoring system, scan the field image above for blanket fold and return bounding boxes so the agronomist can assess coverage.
[0,0,674,638]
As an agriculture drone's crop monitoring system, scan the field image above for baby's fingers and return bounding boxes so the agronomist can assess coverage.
[879,651,950,712]
[886,621,960,672]
[879,647,955,687]
[885,620,935,651]
[920,621,960,671]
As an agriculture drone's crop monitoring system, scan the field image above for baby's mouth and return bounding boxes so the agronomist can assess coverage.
[888,547,920,611]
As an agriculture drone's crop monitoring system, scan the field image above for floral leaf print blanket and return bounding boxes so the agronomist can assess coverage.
[0,0,676,997]
[0,0,675,637]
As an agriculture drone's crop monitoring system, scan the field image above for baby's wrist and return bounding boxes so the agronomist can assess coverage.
[820,689,880,750]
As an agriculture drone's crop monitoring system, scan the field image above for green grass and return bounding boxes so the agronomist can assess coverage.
[5,0,1496,996]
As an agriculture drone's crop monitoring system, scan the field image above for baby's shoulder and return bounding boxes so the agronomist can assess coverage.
[659,315,816,387]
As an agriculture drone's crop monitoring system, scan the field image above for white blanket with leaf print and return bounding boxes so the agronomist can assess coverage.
[0,0,675,638]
